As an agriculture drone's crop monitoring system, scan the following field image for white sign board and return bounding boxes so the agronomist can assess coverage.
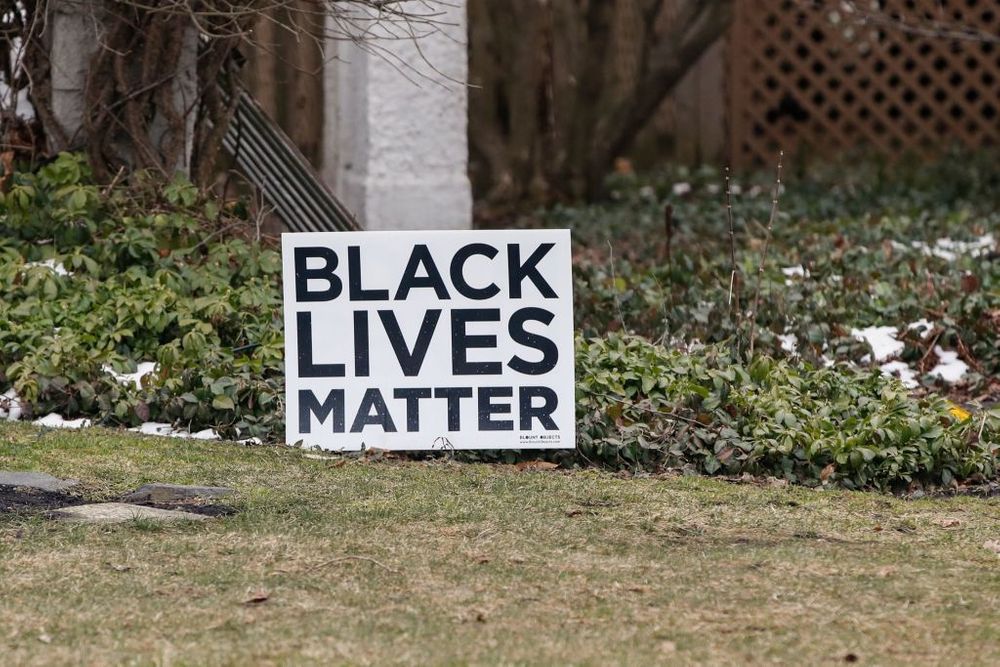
[282,230,575,451]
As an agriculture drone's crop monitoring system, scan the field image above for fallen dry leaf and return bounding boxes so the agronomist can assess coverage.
[658,640,677,654]
[0,151,13,193]
[935,518,961,528]
[613,157,633,175]
[820,463,836,481]
[983,540,1000,555]
[961,271,980,294]
[243,592,270,605]
[515,460,558,471]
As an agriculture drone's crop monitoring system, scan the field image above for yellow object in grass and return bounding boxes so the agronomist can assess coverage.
[948,403,972,421]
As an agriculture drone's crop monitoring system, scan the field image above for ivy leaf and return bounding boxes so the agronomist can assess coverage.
[212,395,235,410]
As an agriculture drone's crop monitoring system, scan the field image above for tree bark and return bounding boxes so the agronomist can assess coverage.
[468,0,733,209]
[286,0,324,167]
[586,0,732,196]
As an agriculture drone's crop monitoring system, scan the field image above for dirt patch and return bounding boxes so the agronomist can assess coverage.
[0,485,86,514]
[1,487,238,518]
[925,482,1000,499]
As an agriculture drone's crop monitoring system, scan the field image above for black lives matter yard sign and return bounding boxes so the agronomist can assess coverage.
[282,230,574,451]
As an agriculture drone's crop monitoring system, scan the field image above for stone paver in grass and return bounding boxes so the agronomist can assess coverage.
[48,502,211,524]
[123,483,234,504]
[0,471,80,492]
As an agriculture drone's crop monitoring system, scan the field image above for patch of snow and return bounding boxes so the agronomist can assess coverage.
[781,265,808,277]
[133,422,178,437]
[33,413,92,429]
[239,437,264,446]
[666,337,705,354]
[103,361,158,389]
[928,347,968,383]
[909,234,995,262]
[820,355,836,368]
[0,78,35,119]
[672,182,692,196]
[23,259,71,276]
[907,319,934,338]
[130,422,220,441]
[730,184,743,196]
[777,333,798,356]
[0,388,22,421]
[851,325,903,362]
[782,265,809,285]
[879,361,919,389]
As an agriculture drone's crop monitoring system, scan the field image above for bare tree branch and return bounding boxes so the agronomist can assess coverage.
[1,0,457,183]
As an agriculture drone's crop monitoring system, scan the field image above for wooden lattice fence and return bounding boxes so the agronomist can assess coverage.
[728,0,1000,167]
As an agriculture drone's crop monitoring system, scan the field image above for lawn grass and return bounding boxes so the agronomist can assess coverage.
[1,422,998,666]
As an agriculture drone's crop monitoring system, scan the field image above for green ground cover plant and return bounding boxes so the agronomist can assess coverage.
[563,154,999,385]
[576,335,997,490]
[0,153,997,488]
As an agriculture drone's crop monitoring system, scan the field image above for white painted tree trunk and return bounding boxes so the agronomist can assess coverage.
[49,0,94,150]
[323,1,472,231]
[48,0,198,174]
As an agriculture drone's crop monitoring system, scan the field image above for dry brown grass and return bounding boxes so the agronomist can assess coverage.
[1,423,998,665]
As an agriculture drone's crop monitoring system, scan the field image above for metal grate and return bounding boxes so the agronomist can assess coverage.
[728,0,1000,167]
[223,89,360,233]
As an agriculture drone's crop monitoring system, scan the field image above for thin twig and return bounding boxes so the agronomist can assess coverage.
[724,167,741,358]
[311,555,400,574]
[918,329,943,373]
[725,167,739,311]
[663,203,673,268]
[102,166,127,196]
[748,151,783,358]
[837,0,1000,45]
[190,221,248,251]
[607,240,627,332]
[588,391,702,426]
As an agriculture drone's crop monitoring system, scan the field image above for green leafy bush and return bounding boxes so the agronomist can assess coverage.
[0,154,284,441]
[1,153,997,490]
[576,334,999,490]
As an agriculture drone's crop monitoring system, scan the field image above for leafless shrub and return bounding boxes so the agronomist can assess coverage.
[0,0,453,183]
